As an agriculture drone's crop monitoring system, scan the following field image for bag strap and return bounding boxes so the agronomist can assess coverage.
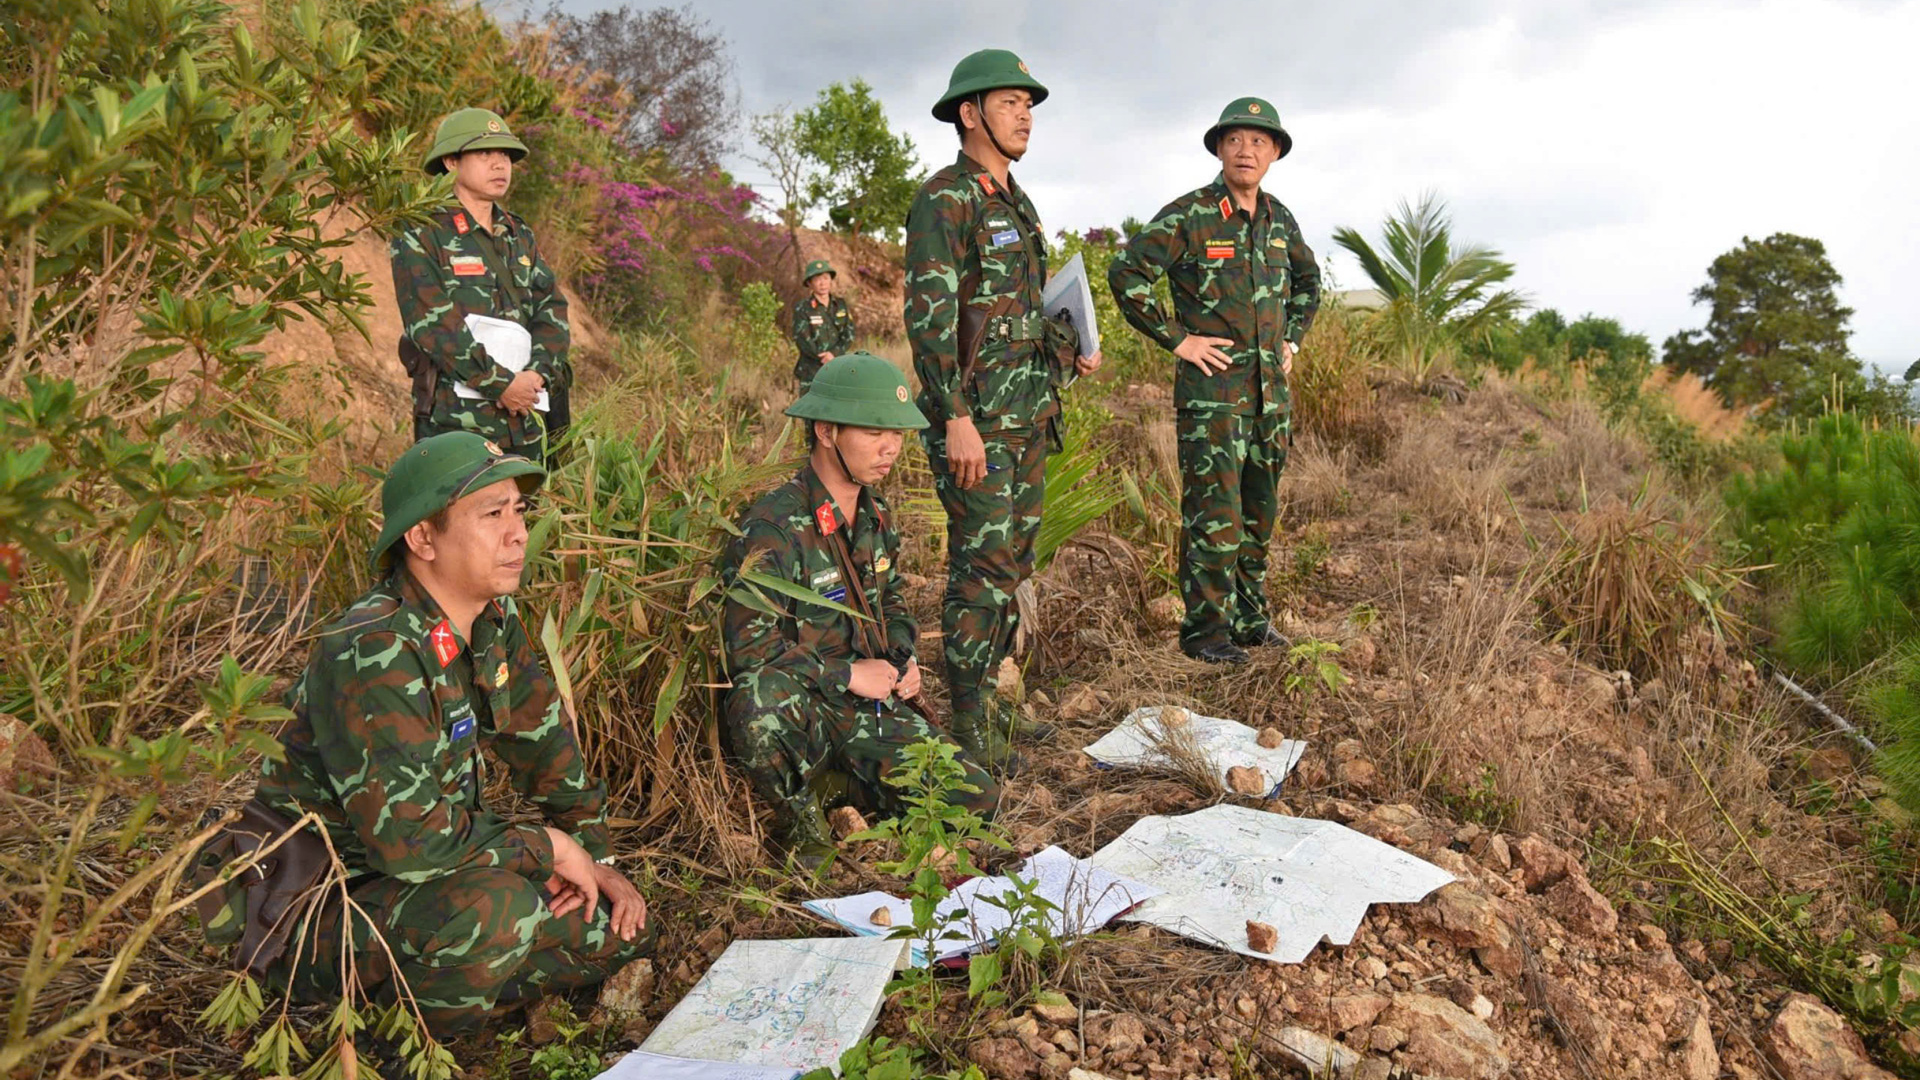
[822,501,941,724]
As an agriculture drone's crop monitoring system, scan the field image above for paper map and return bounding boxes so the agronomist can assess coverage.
[636,937,908,1071]
[597,1049,799,1080]
[803,846,1159,965]
[1083,706,1307,796]
[1041,252,1100,361]
[1088,805,1453,963]
[456,313,549,411]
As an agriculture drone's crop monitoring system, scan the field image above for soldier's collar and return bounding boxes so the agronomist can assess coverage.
[391,563,509,643]
[956,150,1013,199]
[1207,174,1270,219]
[801,463,871,535]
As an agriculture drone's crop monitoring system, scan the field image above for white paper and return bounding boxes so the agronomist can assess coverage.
[802,846,1159,966]
[456,313,549,411]
[597,1049,800,1080]
[638,937,908,1072]
[1083,706,1307,796]
[1041,252,1100,359]
[1088,805,1454,964]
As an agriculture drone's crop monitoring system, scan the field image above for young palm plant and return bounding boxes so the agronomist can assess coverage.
[1332,193,1528,382]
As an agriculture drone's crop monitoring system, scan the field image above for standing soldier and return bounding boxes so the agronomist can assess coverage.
[905,49,1101,770]
[721,354,1002,868]
[254,433,652,1036]
[1108,97,1322,665]
[790,258,856,390]
[393,107,571,462]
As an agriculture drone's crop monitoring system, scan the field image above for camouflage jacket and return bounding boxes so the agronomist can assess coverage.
[720,464,914,698]
[904,151,1068,435]
[1108,176,1322,415]
[257,567,608,884]
[391,202,571,448]
[790,296,856,363]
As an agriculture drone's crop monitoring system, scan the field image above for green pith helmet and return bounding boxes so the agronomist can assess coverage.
[932,49,1049,123]
[1203,96,1292,159]
[371,433,546,568]
[786,353,927,431]
[422,108,530,175]
[803,259,836,282]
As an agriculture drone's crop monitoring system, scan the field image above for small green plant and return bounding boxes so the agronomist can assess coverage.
[1437,764,1518,831]
[525,1001,604,1080]
[853,739,1011,1037]
[1283,639,1349,702]
[1291,526,1332,581]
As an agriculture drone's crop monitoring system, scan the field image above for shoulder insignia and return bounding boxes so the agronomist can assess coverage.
[453,212,469,234]
[1218,196,1234,219]
[978,173,997,196]
[815,501,838,536]
[429,619,460,668]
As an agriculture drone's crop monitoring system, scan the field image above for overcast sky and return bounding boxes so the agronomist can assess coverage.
[555,0,1920,368]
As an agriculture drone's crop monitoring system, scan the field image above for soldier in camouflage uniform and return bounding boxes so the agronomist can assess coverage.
[1109,97,1322,664]
[393,108,571,462]
[906,49,1101,768]
[721,354,1001,868]
[790,258,856,390]
[255,433,651,1035]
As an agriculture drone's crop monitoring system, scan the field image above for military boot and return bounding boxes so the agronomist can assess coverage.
[772,797,837,873]
[951,712,1022,777]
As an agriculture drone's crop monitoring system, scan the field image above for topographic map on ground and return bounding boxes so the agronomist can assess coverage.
[1088,804,1454,963]
[1083,706,1307,795]
[635,937,909,1072]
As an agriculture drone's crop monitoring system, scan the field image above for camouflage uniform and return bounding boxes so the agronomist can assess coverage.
[721,463,1001,822]
[906,149,1069,733]
[255,565,649,1033]
[789,294,856,388]
[392,202,571,457]
[1109,173,1322,652]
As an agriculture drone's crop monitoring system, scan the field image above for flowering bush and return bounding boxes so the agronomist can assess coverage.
[573,167,781,330]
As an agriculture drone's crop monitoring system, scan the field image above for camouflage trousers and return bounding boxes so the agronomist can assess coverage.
[922,426,1047,730]
[793,355,823,391]
[724,668,1002,819]
[1177,409,1289,650]
[270,868,655,1037]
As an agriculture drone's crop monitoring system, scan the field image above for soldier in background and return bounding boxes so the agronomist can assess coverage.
[790,258,856,390]
[904,48,1101,772]
[1108,97,1322,665]
[255,433,651,1035]
[721,354,1001,869]
[393,108,571,462]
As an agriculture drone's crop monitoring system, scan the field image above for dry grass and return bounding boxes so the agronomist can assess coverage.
[1280,434,1352,522]
[1646,368,1747,443]
[1377,420,1518,541]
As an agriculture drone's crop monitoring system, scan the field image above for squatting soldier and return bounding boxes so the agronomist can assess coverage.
[256,433,652,1035]
[721,354,1002,867]
[1108,97,1322,664]
[790,258,856,389]
[905,49,1101,768]
[394,108,571,461]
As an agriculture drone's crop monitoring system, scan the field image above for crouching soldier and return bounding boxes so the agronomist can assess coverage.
[721,354,1003,868]
[790,258,856,390]
[254,433,652,1035]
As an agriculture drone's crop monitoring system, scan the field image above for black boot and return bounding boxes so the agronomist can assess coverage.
[1233,625,1291,649]
[1183,641,1251,665]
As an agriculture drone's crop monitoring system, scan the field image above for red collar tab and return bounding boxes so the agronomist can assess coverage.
[978,173,998,196]
[453,212,470,234]
[815,501,839,536]
[429,619,460,668]
[1218,196,1234,219]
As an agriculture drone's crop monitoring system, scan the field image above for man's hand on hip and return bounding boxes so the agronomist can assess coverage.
[1173,335,1235,374]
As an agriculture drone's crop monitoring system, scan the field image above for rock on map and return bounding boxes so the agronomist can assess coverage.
[1088,804,1453,964]
[636,937,910,1072]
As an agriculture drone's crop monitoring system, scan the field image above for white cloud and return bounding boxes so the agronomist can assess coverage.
[567,0,1920,365]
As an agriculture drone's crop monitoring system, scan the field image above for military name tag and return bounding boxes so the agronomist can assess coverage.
[990,229,1019,248]
[810,315,823,325]
[450,256,487,276]
[1205,242,1236,259]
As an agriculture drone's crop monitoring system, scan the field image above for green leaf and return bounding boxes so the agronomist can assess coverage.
[651,654,688,735]
[966,950,1002,1000]
[737,567,868,620]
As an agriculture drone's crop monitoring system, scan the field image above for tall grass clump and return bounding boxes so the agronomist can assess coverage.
[1536,486,1747,677]
[0,0,446,1073]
